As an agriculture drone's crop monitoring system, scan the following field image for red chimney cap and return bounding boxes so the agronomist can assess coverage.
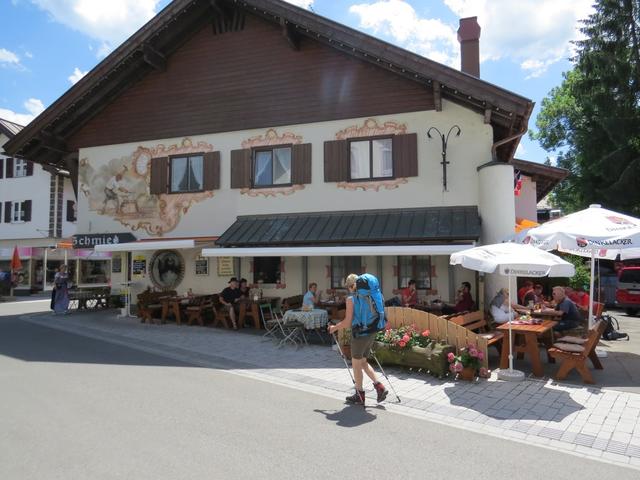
[457,16,481,42]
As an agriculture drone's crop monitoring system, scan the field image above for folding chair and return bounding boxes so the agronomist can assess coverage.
[273,307,308,347]
[259,303,281,342]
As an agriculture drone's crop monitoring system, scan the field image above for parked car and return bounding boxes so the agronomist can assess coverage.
[616,266,640,315]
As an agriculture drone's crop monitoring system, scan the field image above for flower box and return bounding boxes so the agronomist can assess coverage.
[370,341,455,378]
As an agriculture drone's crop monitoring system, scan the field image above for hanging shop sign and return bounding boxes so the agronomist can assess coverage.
[72,233,137,248]
[132,255,147,277]
[217,257,235,277]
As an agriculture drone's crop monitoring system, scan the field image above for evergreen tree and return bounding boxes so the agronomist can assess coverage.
[533,0,640,215]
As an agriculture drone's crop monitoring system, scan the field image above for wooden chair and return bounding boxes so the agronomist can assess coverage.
[450,311,504,354]
[186,295,213,326]
[136,289,175,324]
[548,319,607,384]
[212,294,232,329]
[281,294,303,312]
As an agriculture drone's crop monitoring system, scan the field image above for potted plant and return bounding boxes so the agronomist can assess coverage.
[447,345,490,380]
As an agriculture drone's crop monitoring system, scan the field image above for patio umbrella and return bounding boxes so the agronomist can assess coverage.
[520,204,640,327]
[10,246,22,297]
[450,242,575,382]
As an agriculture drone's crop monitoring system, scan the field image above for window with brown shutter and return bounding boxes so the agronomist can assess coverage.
[149,157,168,194]
[67,200,77,222]
[0,158,4,179]
[348,136,393,181]
[203,151,220,191]
[251,145,292,188]
[392,133,418,178]
[323,140,349,182]
[26,160,34,176]
[169,153,206,193]
[291,143,312,185]
[230,148,251,189]
[3,202,10,223]
[23,200,32,222]
[5,158,13,178]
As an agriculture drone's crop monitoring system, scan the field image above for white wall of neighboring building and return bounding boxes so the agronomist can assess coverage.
[515,175,537,222]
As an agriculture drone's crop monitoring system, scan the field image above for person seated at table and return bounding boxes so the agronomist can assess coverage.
[547,286,583,332]
[523,283,545,307]
[303,282,321,308]
[220,277,241,329]
[238,278,250,299]
[401,279,418,308]
[442,282,474,314]
[574,287,591,313]
[564,286,579,304]
[518,280,534,304]
[489,288,517,324]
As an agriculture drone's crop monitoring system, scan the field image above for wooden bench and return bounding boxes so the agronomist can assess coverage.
[212,294,233,329]
[185,295,214,326]
[449,311,504,353]
[548,319,607,384]
[136,289,176,324]
[282,294,303,312]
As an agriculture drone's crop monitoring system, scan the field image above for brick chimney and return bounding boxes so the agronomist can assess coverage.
[457,17,481,77]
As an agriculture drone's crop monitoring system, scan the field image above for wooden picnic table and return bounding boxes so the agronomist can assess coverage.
[497,319,558,377]
[239,296,280,329]
[161,295,206,325]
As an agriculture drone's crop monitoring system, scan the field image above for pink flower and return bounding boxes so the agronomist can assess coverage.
[477,351,485,361]
[402,334,410,342]
[454,362,463,373]
[479,367,490,378]
[421,329,430,337]
[447,352,455,362]
[469,348,478,358]
[385,323,392,331]
[398,340,407,348]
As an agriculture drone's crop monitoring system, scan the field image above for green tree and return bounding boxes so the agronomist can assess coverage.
[532,0,640,215]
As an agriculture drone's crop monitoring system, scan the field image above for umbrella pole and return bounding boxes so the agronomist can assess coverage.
[497,274,524,382]
[589,249,595,329]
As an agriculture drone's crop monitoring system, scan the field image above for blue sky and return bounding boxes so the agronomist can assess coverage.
[0,0,594,164]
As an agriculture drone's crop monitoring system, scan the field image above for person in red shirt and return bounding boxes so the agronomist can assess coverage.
[401,279,418,307]
[518,280,533,304]
[574,287,591,312]
[454,281,474,312]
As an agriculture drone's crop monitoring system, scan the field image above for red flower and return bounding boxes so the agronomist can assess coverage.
[421,329,430,337]
[402,334,410,342]
[398,340,407,348]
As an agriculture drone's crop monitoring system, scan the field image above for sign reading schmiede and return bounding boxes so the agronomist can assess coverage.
[72,233,137,248]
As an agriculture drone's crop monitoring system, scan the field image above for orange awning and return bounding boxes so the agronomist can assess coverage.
[515,218,539,233]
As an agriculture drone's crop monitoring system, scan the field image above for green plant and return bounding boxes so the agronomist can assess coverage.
[375,324,433,350]
[563,254,591,290]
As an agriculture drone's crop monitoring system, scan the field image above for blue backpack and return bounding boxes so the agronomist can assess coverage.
[351,273,387,337]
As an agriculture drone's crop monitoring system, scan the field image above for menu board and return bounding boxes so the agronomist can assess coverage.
[195,257,209,276]
[112,255,122,273]
[217,257,234,277]
[132,255,146,277]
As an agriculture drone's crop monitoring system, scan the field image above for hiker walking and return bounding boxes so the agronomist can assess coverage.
[328,273,388,406]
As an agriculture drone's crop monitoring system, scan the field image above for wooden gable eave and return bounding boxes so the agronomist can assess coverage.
[5,0,533,166]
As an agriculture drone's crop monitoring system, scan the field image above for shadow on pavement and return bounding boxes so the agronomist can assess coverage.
[314,405,382,427]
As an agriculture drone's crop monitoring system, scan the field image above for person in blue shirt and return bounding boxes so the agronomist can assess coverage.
[303,282,321,308]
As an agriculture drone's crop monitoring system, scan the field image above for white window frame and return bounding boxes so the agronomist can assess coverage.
[11,201,25,223]
[14,159,28,178]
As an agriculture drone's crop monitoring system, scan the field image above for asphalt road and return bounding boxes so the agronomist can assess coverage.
[0,313,637,480]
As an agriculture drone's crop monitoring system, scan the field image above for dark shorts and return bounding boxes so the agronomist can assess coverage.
[350,332,376,359]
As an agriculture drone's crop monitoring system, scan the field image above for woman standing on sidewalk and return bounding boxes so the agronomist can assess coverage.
[53,264,70,314]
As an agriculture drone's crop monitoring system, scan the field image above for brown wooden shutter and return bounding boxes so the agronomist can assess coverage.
[323,140,349,182]
[150,157,168,194]
[23,200,32,222]
[5,158,13,178]
[26,160,34,176]
[203,151,220,191]
[392,133,418,178]
[0,158,3,179]
[291,143,312,184]
[66,200,76,222]
[4,202,11,223]
[230,148,251,189]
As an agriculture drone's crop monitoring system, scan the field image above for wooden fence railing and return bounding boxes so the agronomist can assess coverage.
[385,307,489,369]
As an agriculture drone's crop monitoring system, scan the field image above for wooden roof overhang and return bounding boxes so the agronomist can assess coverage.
[511,158,569,201]
[4,0,534,182]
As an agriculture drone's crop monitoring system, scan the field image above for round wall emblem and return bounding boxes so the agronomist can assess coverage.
[149,250,185,290]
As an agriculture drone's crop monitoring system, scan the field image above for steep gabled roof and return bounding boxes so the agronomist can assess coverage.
[0,118,23,138]
[4,0,533,173]
[511,158,569,201]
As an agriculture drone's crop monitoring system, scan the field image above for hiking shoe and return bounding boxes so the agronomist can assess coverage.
[374,382,388,403]
[345,390,365,405]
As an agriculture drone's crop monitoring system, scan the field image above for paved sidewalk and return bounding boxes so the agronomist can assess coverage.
[19,310,640,470]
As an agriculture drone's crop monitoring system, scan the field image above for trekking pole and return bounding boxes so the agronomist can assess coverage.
[330,331,356,386]
[370,352,401,403]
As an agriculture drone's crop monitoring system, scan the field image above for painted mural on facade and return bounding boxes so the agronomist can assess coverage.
[79,138,215,235]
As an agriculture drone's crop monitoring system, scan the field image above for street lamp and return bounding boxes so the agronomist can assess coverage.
[427,125,462,191]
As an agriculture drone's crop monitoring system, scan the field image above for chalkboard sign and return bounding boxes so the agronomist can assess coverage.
[112,255,122,273]
[132,255,146,277]
[195,257,209,276]
[217,257,234,277]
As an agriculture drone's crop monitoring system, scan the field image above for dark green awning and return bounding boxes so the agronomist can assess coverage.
[216,206,481,247]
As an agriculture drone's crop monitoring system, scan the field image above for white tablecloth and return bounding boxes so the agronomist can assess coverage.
[283,309,329,329]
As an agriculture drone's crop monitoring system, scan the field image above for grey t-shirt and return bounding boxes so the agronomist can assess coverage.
[490,293,505,308]
[556,297,582,323]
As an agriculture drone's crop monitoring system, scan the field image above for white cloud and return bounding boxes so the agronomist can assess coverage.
[284,0,314,8]
[30,0,162,57]
[68,67,88,84]
[444,0,594,76]
[350,0,459,67]
[0,48,21,66]
[0,98,45,126]
[349,0,594,77]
